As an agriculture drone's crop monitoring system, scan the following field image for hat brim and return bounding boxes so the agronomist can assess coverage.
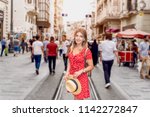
[65,75,82,95]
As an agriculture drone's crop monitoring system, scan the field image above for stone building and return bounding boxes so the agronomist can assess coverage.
[96,0,150,38]
[0,0,9,39]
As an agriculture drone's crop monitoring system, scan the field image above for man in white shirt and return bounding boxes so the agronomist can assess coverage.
[32,35,44,75]
[100,33,119,88]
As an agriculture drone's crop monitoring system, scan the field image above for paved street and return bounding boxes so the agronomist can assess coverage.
[0,53,150,100]
[96,63,150,100]
[0,53,50,99]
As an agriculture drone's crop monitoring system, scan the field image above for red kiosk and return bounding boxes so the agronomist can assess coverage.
[116,29,150,67]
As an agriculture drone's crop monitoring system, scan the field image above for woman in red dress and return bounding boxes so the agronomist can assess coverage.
[64,28,94,100]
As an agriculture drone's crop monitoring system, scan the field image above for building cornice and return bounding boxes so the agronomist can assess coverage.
[0,0,8,4]
[96,16,120,26]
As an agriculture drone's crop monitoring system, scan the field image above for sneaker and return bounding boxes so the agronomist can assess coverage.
[36,70,39,75]
[105,83,111,88]
[49,71,52,75]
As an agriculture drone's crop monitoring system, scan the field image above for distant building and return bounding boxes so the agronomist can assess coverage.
[37,0,50,39]
[0,0,9,39]
[12,0,39,39]
[53,0,63,40]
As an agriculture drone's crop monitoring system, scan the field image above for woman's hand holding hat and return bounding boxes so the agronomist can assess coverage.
[73,69,84,78]
[63,73,69,81]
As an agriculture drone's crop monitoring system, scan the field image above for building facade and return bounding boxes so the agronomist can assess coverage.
[12,0,39,39]
[96,0,121,39]
[0,0,9,39]
[53,0,63,40]
[120,0,150,32]
[96,0,150,39]
[37,0,50,38]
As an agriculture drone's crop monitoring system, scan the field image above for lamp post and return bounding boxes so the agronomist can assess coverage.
[138,0,146,16]
[85,14,92,40]
[61,13,68,34]
[85,14,92,31]
[139,0,146,11]
[9,0,14,53]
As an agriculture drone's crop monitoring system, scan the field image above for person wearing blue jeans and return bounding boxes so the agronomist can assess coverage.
[1,37,6,56]
[102,60,114,84]
[34,55,42,72]
[100,33,119,88]
[32,35,43,75]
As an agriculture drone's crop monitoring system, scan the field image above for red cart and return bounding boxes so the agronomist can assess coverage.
[116,28,150,67]
[118,51,134,67]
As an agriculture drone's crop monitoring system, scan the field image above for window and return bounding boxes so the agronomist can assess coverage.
[28,0,32,4]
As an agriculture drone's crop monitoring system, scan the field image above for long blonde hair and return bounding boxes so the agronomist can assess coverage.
[72,28,88,50]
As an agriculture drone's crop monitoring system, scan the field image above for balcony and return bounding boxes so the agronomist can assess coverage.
[25,4,39,16]
[97,7,120,25]
[37,20,50,28]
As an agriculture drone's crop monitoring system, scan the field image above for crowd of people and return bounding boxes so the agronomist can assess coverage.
[0,28,150,100]
[0,37,29,57]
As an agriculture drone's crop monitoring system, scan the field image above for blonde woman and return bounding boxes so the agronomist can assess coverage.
[64,28,94,100]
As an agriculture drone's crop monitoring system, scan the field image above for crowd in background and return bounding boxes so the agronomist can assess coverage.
[1,32,150,80]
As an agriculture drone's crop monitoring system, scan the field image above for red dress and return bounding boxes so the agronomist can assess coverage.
[68,48,92,99]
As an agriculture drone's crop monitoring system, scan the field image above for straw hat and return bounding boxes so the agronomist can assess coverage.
[65,75,82,95]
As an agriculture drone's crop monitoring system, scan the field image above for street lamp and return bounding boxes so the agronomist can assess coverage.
[139,0,146,11]
[138,0,146,16]
[85,14,92,30]
[61,13,68,34]
[85,14,92,40]
[9,0,14,53]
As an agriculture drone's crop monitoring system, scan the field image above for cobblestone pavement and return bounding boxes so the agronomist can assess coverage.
[0,53,150,100]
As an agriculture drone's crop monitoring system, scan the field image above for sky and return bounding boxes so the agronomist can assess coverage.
[63,0,94,22]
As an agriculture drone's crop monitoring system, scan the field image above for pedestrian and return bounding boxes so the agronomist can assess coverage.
[91,39,98,66]
[64,28,94,100]
[0,37,6,56]
[58,40,63,57]
[46,36,58,74]
[13,38,20,57]
[29,37,35,62]
[139,35,150,79]
[25,40,29,52]
[4,39,10,56]
[62,34,70,73]
[43,37,49,63]
[20,38,26,54]
[131,40,138,65]
[32,35,44,75]
[99,33,119,88]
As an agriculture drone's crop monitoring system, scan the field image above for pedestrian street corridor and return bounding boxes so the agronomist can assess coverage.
[0,53,150,100]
